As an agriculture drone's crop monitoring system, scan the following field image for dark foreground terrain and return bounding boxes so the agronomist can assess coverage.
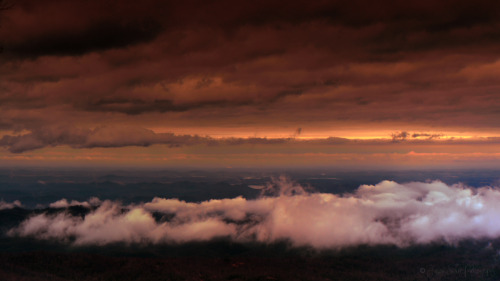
[0,239,499,281]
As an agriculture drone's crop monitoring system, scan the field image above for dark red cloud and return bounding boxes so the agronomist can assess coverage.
[1,0,500,142]
[4,0,500,59]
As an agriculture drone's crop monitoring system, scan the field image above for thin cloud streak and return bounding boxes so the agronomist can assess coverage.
[1,126,500,153]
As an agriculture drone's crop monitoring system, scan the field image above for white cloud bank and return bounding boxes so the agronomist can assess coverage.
[8,177,500,248]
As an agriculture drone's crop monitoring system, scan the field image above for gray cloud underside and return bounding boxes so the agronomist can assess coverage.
[4,0,500,58]
[8,177,500,248]
[1,126,500,153]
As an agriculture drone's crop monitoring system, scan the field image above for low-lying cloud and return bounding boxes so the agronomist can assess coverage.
[8,177,500,248]
[0,200,22,210]
[49,197,101,209]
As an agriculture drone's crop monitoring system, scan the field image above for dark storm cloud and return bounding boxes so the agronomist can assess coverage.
[1,0,500,134]
[0,126,205,153]
[0,0,11,10]
[80,98,254,115]
[0,125,300,153]
[4,0,500,59]
[1,0,166,57]
[8,20,162,57]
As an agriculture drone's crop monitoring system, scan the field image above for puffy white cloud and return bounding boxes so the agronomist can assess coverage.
[49,197,101,208]
[11,200,237,245]
[9,178,500,248]
[0,200,22,210]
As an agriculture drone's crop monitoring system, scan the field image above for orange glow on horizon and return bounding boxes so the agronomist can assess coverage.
[148,127,500,141]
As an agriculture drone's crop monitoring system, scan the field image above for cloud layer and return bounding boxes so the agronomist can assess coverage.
[2,125,500,154]
[1,0,500,138]
[9,177,500,248]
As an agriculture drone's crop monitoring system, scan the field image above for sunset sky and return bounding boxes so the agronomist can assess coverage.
[1,0,500,168]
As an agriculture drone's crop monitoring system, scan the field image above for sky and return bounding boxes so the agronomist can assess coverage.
[1,0,500,168]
